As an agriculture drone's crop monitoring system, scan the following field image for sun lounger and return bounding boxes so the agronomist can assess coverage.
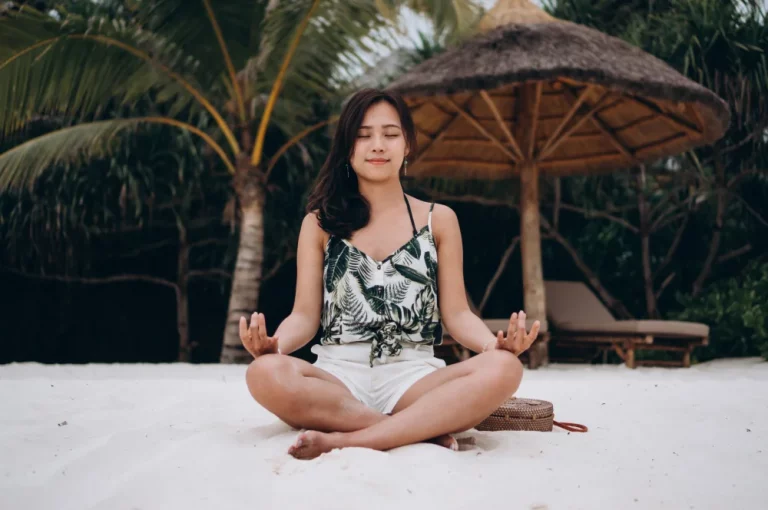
[544,280,709,368]
[439,318,550,368]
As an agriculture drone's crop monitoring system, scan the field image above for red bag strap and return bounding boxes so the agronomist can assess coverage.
[553,420,588,432]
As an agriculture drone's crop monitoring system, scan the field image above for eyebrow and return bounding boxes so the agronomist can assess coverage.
[359,124,402,130]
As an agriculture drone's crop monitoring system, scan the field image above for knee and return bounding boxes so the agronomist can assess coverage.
[245,354,294,401]
[481,349,524,394]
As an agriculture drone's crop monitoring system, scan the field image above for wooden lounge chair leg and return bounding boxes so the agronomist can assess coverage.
[612,342,627,362]
[625,341,636,369]
[683,346,692,368]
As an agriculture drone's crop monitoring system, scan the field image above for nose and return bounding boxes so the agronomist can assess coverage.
[371,133,386,152]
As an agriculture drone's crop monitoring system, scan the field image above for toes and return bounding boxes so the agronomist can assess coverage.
[287,432,306,456]
[429,434,458,451]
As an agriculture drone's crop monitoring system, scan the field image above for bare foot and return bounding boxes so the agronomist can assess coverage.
[288,430,458,460]
[426,433,458,451]
[288,430,341,460]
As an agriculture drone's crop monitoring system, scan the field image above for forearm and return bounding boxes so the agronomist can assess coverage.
[274,312,319,355]
[443,309,497,354]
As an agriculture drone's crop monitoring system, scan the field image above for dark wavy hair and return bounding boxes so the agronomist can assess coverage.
[305,88,417,239]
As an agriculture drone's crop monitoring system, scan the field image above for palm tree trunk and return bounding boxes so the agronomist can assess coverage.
[220,157,266,363]
[176,224,190,362]
[636,166,658,318]
[693,146,726,296]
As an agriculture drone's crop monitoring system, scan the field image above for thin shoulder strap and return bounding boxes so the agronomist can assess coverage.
[428,202,435,233]
[403,194,418,236]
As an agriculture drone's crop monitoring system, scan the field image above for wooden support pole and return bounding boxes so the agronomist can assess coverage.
[517,83,546,323]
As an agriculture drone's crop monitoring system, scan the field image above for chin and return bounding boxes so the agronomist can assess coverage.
[361,171,398,183]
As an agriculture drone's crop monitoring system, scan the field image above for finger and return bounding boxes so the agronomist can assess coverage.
[523,320,541,351]
[527,320,541,342]
[258,313,269,342]
[249,312,259,341]
[507,312,519,350]
[510,312,525,353]
[239,316,248,341]
[495,330,505,350]
[507,312,518,340]
[518,311,526,337]
[270,335,280,354]
[240,316,257,357]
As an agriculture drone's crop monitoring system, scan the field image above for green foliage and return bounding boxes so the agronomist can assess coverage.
[671,259,768,360]
[0,126,233,276]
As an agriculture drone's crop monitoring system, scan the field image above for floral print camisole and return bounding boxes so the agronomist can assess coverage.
[320,196,442,366]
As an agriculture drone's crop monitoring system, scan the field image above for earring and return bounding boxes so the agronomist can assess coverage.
[404,157,408,176]
[346,163,350,178]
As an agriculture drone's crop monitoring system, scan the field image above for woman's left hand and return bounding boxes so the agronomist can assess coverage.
[491,310,541,356]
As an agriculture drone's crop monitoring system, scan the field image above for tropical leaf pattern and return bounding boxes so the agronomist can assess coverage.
[320,213,441,367]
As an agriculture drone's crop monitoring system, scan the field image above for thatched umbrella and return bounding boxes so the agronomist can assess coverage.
[386,0,729,323]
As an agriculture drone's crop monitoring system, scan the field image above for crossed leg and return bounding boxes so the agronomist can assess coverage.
[245,354,455,449]
[245,348,523,459]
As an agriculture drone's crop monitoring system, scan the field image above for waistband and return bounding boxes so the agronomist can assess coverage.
[311,342,436,365]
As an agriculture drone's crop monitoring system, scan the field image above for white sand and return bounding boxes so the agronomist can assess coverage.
[1,358,766,510]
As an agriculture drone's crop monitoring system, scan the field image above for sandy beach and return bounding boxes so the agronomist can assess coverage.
[1,358,766,510]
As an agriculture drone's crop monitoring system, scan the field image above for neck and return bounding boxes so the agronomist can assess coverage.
[357,177,405,217]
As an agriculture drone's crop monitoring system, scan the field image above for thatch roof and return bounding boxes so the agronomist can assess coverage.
[386,0,730,179]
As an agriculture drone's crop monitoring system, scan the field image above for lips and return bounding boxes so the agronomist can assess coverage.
[367,159,389,164]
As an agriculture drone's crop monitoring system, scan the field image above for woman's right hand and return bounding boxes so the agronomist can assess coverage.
[239,312,280,358]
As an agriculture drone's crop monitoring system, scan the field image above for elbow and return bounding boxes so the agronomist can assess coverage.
[440,306,474,333]
[288,310,320,332]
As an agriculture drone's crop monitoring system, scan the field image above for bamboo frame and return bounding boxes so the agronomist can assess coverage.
[537,91,614,161]
[439,132,605,144]
[615,114,657,133]
[537,85,594,158]
[561,86,639,164]
[417,159,512,171]
[539,151,622,170]
[528,82,543,158]
[634,132,688,156]
[411,105,463,165]
[479,90,524,160]
[629,95,702,137]
[444,97,520,163]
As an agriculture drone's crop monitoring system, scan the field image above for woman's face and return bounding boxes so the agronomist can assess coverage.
[349,101,408,183]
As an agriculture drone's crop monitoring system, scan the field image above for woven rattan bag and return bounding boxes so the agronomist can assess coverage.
[476,397,588,432]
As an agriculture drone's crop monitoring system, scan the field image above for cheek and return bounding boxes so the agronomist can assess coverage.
[351,140,366,161]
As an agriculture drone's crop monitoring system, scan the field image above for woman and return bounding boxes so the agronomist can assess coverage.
[241,88,540,460]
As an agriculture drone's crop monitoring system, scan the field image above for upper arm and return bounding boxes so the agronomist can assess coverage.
[432,204,470,321]
[292,212,327,325]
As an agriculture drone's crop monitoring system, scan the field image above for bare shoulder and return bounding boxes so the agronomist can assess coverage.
[404,195,456,225]
[301,210,329,247]
[427,203,459,245]
[430,203,457,222]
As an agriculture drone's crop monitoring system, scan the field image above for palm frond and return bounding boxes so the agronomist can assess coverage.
[248,0,395,165]
[137,0,266,77]
[247,0,480,165]
[0,8,240,155]
[136,0,270,121]
[0,117,235,192]
[397,0,483,38]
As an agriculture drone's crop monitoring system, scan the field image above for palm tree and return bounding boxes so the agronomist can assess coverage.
[0,1,481,362]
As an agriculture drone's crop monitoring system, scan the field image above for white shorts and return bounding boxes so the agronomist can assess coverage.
[311,343,446,414]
